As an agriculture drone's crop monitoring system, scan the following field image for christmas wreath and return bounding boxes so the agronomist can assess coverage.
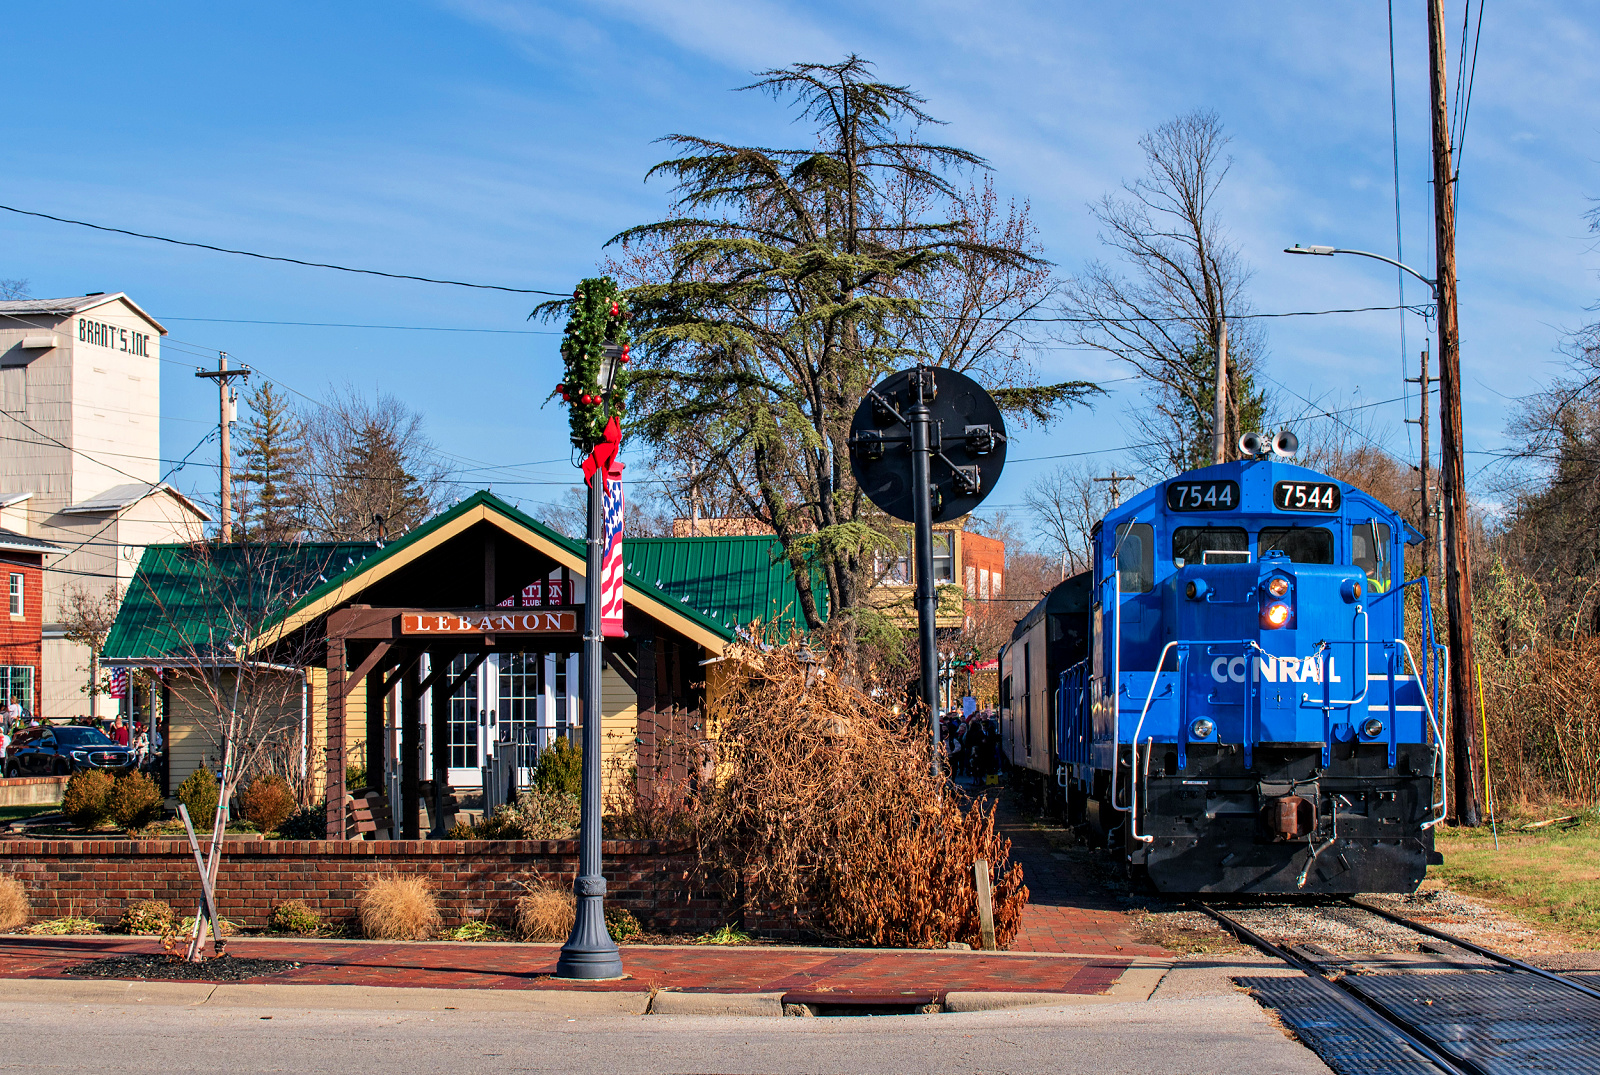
[553,276,631,449]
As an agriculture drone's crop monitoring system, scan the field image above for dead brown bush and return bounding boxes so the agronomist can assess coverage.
[356,874,440,940]
[611,637,1028,948]
[238,775,296,834]
[0,875,29,932]
[514,880,575,940]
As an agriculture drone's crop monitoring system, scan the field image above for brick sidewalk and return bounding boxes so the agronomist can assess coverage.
[0,936,1136,999]
[993,794,1168,957]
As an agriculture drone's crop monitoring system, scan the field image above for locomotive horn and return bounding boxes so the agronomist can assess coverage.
[1237,432,1264,458]
[1272,430,1299,458]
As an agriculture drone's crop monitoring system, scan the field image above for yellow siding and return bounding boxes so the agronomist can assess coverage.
[600,662,637,793]
[163,669,304,793]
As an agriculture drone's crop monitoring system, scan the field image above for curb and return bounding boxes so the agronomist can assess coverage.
[648,991,785,1016]
[0,978,651,1014]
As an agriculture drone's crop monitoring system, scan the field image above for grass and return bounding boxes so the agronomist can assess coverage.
[0,803,60,825]
[696,924,754,945]
[1434,809,1600,945]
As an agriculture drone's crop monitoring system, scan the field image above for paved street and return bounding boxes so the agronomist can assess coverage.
[0,981,1330,1075]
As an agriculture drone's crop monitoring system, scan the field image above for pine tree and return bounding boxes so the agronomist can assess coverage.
[234,382,306,541]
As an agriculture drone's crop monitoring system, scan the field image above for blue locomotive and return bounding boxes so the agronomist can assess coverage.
[999,434,1448,893]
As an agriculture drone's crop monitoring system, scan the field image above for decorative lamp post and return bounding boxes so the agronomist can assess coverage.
[551,277,631,980]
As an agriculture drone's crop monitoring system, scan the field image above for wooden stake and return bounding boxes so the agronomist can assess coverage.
[178,806,218,961]
[974,858,997,951]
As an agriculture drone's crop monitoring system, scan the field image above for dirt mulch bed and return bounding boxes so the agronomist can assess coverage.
[65,953,299,981]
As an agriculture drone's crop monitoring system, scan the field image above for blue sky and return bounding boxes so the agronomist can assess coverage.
[2,1,1596,537]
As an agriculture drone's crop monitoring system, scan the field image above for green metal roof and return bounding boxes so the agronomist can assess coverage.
[103,491,821,660]
[102,541,377,662]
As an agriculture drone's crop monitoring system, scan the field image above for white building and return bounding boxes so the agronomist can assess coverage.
[0,294,208,717]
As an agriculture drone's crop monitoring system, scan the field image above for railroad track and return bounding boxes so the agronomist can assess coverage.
[1200,898,1600,1075]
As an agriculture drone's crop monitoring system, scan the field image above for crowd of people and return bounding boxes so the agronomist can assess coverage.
[942,708,1000,783]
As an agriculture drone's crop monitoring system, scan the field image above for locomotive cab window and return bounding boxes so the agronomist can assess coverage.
[1258,527,1334,564]
[1172,526,1248,568]
[1351,522,1393,593]
[1114,522,1154,593]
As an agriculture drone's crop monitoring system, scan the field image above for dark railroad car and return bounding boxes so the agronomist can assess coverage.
[998,572,1090,802]
[1038,439,1447,893]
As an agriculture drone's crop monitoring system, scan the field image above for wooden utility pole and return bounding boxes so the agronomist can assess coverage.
[1428,0,1481,826]
[195,354,251,542]
[1212,319,1229,465]
[1406,348,1432,578]
[1094,471,1136,508]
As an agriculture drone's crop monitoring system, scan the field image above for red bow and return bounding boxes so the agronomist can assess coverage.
[583,416,625,487]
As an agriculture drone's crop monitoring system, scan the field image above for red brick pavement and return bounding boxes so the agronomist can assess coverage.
[994,796,1168,958]
[0,936,1132,999]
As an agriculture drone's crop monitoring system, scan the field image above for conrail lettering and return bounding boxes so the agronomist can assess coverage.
[1210,654,1340,684]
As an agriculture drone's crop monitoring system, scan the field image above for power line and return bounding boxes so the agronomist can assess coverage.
[0,203,566,296]
[164,316,560,335]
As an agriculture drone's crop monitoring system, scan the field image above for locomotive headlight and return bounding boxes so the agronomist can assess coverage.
[1362,717,1385,739]
[1266,577,1290,597]
[1190,718,1215,740]
[1261,603,1291,629]
[1341,578,1363,602]
[1185,579,1209,601]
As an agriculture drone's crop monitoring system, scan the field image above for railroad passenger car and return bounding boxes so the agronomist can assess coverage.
[1006,436,1447,893]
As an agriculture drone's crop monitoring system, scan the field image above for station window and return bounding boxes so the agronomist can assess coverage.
[8,573,20,617]
[1259,527,1335,564]
[1114,522,1154,593]
[1172,527,1248,568]
[877,532,955,585]
[1351,522,1393,593]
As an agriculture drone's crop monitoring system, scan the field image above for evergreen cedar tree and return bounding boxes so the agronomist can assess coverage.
[543,56,1100,634]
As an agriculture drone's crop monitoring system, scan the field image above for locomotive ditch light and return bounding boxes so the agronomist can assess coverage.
[1361,717,1385,739]
[1261,603,1291,629]
[1190,718,1215,740]
[1266,577,1290,597]
[1341,578,1363,602]
[1185,578,1209,601]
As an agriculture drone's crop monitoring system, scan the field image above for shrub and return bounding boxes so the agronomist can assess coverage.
[238,775,295,833]
[269,899,323,935]
[533,737,582,796]
[109,771,164,829]
[176,767,219,826]
[118,899,177,936]
[61,769,115,829]
[453,789,580,841]
[514,880,574,941]
[346,762,367,792]
[357,874,440,940]
[0,875,28,932]
[606,906,642,942]
[277,803,327,840]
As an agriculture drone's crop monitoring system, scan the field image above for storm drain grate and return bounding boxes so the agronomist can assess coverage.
[1237,976,1443,1075]
[1348,971,1600,1075]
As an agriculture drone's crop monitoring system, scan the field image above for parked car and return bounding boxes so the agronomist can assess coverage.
[3,724,136,777]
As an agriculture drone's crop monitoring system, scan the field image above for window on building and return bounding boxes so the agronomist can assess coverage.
[980,568,991,599]
[1259,527,1335,565]
[965,565,976,597]
[877,532,955,585]
[1172,526,1249,568]
[498,652,539,767]
[932,532,954,583]
[0,366,24,416]
[0,666,33,712]
[447,655,480,769]
[7,574,20,617]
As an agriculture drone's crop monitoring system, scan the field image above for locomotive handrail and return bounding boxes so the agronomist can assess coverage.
[1298,606,1371,711]
[1108,516,1137,815]
[1398,639,1449,828]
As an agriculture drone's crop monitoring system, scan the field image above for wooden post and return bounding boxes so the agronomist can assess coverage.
[430,659,450,836]
[401,658,421,839]
[325,634,346,840]
[365,667,385,797]
[1428,0,1481,825]
[1211,319,1229,465]
[974,858,997,951]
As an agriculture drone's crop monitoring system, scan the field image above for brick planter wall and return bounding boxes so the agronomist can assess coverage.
[0,776,67,807]
[0,839,754,935]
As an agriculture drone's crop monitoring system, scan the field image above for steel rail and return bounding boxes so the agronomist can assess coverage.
[1199,903,1479,1075]
[1346,896,1600,1003]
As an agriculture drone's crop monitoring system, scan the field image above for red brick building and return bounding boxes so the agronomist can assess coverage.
[0,529,60,717]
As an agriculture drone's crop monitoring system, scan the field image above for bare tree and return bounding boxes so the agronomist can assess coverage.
[0,279,28,300]
[1023,461,1115,579]
[297,387,452,541]
[137,542,334,959]
[1062,110,1269,476]
[60,583,122,720]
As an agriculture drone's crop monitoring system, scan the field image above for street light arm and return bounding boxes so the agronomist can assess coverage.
[1284,244,1436,294]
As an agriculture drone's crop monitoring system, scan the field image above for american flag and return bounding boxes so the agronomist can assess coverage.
[600,472,625,637]
[108,667,128,700]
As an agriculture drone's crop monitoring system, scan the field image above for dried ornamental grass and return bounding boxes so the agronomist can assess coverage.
[514,880,575,940]
[357,874,441,940]
[619,637,1029,949]
[0,875,28,932]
